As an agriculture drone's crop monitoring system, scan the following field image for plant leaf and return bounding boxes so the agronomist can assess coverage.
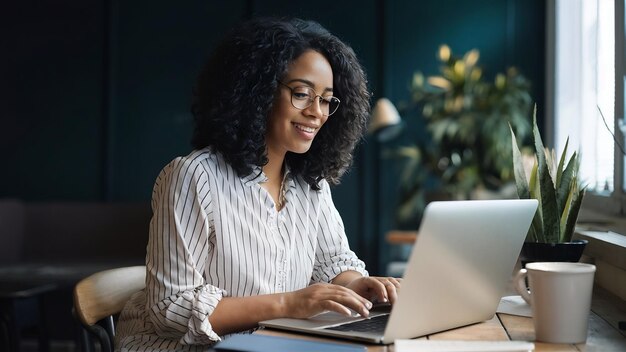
[555,138,569,188]
[532,108,559,242]
[528,161,543,242]
[510,125,530,199]
[557,151,577,219]
[562,184,586,242]
[529,161,538,198]
[528,210,542,242]
[559,183,574,241]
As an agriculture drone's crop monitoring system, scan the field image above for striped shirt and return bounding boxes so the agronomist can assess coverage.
[115,148,367,351]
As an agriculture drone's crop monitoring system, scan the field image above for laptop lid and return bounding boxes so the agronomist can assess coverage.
[259,199,538,344]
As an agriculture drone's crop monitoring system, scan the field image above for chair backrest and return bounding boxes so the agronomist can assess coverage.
[73,266,146,352]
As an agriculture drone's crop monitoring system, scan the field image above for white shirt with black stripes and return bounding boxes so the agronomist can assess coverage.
[114,148,368,352]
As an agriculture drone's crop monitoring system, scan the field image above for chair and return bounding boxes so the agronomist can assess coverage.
[73,266,145,352]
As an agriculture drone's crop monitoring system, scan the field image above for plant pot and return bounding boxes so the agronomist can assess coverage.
[519,240,588,267]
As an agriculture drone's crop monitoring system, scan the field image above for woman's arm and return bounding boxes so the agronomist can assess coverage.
[313,181,402,305]
[311,181,370,283]
[146,156,225,345]
[331,270,364,287]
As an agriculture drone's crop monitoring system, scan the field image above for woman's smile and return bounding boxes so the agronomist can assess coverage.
[293,122,318,139]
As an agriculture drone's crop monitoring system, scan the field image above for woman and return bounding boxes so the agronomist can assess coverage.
[115,17,401,351]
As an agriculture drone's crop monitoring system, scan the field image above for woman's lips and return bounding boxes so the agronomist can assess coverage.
[293,122,318,139]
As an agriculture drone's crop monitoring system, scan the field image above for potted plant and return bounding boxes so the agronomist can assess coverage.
[394,45,533,226]
[510,108,587,264]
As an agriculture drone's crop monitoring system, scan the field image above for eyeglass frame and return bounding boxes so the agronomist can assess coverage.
[278,81,341,116]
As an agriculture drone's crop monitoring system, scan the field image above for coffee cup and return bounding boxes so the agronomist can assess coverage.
[513,262,596,343]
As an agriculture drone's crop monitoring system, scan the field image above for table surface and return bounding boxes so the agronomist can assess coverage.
[257,286,626,352]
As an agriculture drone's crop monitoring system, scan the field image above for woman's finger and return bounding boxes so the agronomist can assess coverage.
[368,277,402,303]
[309,283,372,317]
[363,277,389,303]
[331,283,373,306]
[388,277,402,289]
[330,287,372,317]
[381,279,399,303]
[320,299,353,317]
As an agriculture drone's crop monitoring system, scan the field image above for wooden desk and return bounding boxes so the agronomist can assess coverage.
[257,287,626,352]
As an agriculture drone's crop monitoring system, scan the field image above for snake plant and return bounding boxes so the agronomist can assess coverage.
[510,107,586,243]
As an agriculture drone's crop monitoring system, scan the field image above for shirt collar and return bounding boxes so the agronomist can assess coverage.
[242,163,295,189]
[242,165,266,186]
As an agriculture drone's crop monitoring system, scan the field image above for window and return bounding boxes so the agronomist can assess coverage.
[550,0,625,215]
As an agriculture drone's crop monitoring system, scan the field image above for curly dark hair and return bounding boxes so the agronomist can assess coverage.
[191,17,371,190]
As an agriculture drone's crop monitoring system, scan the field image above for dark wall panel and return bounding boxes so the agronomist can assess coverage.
[386,0,510,103]
[511,0,546,121]
[110,1,247,200]
[2,1,105,200]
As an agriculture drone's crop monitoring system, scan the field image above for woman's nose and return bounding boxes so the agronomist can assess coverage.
[304,97,325,118]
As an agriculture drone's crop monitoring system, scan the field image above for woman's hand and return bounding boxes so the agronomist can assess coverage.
[345,276,402,304]
[283,283,373,319]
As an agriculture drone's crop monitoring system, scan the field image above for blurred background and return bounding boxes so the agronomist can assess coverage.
[1,0,549,350]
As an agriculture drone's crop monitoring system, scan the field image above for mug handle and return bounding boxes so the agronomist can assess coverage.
[514,268,532,304]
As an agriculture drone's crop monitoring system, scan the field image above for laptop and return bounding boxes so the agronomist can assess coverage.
[259,199,538,344]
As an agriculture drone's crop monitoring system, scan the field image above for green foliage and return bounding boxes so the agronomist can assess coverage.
[395,45,533,225]
[412,46,532,191]
[510,109,586,243]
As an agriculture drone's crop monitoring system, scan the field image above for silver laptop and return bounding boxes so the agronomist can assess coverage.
[259,199,538,344]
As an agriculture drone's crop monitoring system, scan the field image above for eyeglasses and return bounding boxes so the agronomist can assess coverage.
[278,81,341,116]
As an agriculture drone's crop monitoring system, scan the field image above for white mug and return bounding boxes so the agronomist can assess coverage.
[514,262,596,344]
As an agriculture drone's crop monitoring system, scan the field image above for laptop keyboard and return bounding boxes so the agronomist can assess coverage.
[324,314,389,333]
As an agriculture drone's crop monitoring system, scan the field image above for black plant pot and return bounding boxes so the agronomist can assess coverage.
[519,239,588,267]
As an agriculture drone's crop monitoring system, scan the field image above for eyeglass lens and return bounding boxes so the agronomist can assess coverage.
[290,86,340,116]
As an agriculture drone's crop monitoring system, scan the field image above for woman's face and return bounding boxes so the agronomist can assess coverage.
[266,50,334,157]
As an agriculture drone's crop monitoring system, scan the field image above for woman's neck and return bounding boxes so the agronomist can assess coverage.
[263,149,285,184]
[261,149,287,210]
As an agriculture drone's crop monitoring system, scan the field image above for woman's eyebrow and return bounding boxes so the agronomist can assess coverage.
[285,78,333,93]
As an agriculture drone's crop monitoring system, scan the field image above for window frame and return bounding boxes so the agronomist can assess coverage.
[547,0,626,218]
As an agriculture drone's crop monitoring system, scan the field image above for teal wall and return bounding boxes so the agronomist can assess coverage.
[1,0,544,274]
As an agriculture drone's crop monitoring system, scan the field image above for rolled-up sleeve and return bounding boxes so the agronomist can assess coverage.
[311,180,368,283]
[145,156,224,345]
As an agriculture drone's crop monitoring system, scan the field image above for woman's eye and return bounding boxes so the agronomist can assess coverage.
[321,97,334,105]
[293,92,310,100]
